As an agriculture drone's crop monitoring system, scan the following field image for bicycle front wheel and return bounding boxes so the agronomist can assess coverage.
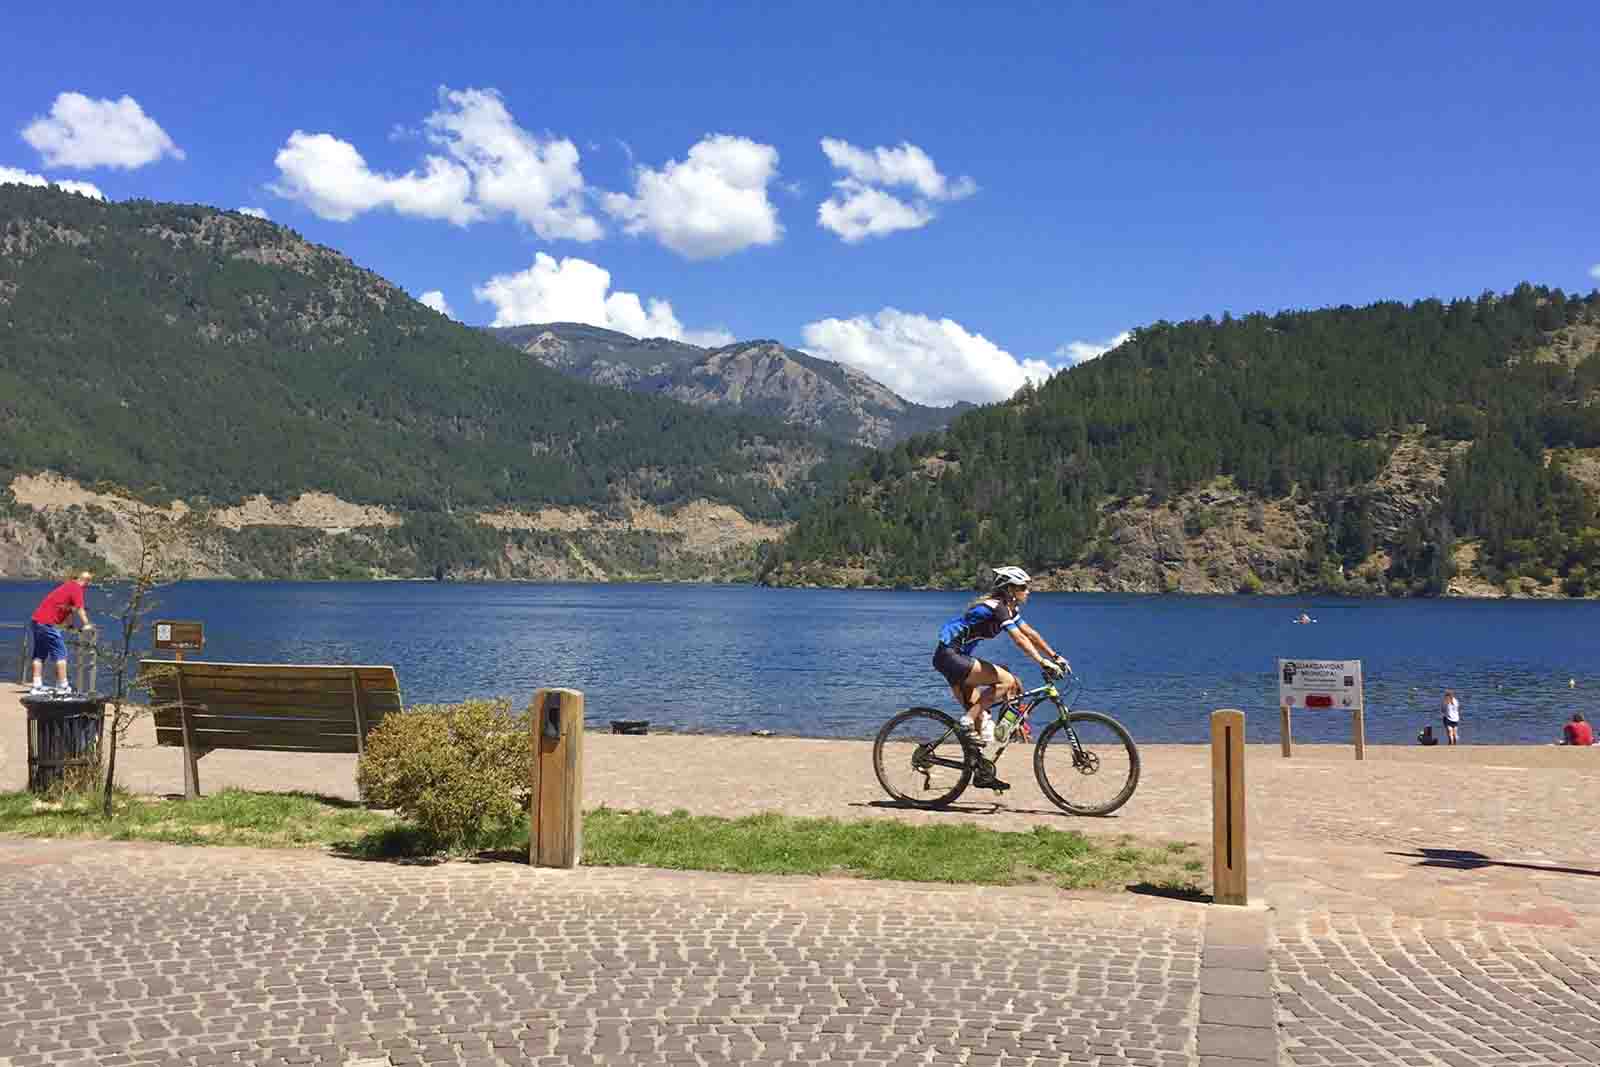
[1034,711,1140,816]
[873,707,974,809]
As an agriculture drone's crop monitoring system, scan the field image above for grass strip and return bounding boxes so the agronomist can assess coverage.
[583,808,1205,892]
[0,789,396,849]
[0,790,1205,893]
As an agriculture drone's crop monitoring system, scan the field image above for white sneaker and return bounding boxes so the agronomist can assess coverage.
[980,721,997,747]
[51,684,73,696]
[28,683,49,696]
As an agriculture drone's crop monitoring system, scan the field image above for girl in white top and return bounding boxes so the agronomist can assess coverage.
[1441,689,1460,745]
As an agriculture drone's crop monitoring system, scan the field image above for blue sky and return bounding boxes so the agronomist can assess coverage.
[5,1,1597,406]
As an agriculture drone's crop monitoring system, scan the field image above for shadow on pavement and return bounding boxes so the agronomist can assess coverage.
[1388,847,1600,878]
[850,798,1008,815]
[850,798,1112,821]
[1127,882,1212,904]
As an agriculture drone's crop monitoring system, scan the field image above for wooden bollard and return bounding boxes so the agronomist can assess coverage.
[1211,708,1248,906]
[530,687,584,868]
[1279,704,1292,758]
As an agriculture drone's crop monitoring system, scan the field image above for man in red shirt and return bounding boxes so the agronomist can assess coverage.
[1562,713,1594,747]
[29,572,94,695]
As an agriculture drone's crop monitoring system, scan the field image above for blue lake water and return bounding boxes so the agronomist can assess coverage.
[3,580,1596,745]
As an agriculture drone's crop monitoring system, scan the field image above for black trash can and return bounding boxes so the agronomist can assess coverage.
[22,694,106,794]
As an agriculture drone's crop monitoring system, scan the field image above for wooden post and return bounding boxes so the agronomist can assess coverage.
[1279,703,1293,758]
[1211,709,1248,906]
[1353,707,1365,761]
[176,666,200,799]
[349,670,368,758]
[530,687,584,869]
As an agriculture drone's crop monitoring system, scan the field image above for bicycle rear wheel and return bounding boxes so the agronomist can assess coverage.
[1033,711,1140,816]
[872,707,974,808]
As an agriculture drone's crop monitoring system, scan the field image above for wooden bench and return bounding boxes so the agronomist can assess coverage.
[140,660,403,798]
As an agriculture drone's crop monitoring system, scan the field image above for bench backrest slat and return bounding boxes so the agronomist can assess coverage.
[140,659,401,755]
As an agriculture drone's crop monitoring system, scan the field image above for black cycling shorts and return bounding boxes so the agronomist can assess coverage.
[932,642,979,687]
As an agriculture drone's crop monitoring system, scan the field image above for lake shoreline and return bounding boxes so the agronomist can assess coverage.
[4,580,1594,745]
[583,724,1599,755]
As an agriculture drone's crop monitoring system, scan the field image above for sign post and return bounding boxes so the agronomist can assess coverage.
[154,620,205,663]
[1277,658,1365,760]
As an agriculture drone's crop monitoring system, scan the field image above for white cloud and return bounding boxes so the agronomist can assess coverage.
[269,87,599,238]
[603,134,782,259]
[270,131,478,224]
[802,308,1056,406]
[422,87,599,241]
[684,326,737,348]
[237,206,269,219]
[22,92,183,170]
[817,138,975,243]
[820,138,976,201]
[817,182,933,242]
[418,290,454,317]
[473,253,728,346]
[1054,330,1131,365]
[0,165,104,200]
[1590,263,1600,281]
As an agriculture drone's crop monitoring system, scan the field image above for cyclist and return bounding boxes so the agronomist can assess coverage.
[933,566,1069,761]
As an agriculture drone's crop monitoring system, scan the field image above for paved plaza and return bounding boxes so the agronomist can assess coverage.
[3,685,1599,1065]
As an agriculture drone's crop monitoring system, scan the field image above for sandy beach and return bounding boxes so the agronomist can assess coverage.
[5,681,1596,866]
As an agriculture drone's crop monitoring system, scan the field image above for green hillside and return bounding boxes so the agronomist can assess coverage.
[0,186,857,522]
[766,285,1600,595]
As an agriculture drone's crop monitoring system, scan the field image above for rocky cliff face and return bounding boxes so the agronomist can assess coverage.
[487,324,963,448]
[0,473,786,583]
[773,430,1551,597]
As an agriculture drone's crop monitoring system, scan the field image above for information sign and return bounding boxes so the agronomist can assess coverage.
[1278,658,1363,710]
[1277,657,1366,760]
[153,620,205,652]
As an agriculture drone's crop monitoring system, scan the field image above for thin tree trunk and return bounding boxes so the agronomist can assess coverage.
[101,716,118,817]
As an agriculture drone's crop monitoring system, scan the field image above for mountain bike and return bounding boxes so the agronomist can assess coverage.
[872,670,1140,815]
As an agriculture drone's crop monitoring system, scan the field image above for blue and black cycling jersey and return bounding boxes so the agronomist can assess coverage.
[938,597,1021,655]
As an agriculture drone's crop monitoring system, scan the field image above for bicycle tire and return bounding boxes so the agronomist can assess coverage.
[872,707,975,809]
[1033,711,1141,816]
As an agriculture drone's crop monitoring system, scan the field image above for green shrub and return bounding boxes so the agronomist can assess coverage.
[1237,571,1263,595]
[356,699,532,848]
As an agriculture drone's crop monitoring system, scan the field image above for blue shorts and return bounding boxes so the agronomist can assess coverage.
[30,622,67,663]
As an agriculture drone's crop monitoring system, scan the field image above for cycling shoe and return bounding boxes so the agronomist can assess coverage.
[972,766,1010,791]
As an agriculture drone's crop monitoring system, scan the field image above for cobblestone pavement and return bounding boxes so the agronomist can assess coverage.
[1274,912,1600,1066]
[8,687,1600,1064]
[0,839,1204,1067]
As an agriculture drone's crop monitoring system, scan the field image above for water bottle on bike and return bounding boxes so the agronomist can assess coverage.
[992,700,1022,744]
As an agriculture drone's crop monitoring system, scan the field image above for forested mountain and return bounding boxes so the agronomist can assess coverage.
[488,323,965,447]
[0,186,859,579]
[765,285,1600,597]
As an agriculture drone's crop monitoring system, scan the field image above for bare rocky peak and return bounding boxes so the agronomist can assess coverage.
[485,323,960,447]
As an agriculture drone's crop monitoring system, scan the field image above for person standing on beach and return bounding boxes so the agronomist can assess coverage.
[1441,688,1461,745]
[29,571,94,696]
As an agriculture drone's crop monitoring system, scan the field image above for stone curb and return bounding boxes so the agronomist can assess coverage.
[1200,904,1278,1065]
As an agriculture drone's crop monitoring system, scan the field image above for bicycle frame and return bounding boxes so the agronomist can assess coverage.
[987,673,1083,754]
[911,674,1088,782]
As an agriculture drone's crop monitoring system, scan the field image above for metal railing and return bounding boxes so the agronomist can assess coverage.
[12,622,99,693]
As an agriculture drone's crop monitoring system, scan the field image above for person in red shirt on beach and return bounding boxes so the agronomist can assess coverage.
[29,571,94,695]
[1561,713,1594,747]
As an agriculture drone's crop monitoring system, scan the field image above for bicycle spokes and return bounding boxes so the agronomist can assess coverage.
[873,709,973,807]
[1034,712,1140,816]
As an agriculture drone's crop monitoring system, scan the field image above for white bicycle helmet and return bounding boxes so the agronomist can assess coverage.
[991,565,1031,590]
